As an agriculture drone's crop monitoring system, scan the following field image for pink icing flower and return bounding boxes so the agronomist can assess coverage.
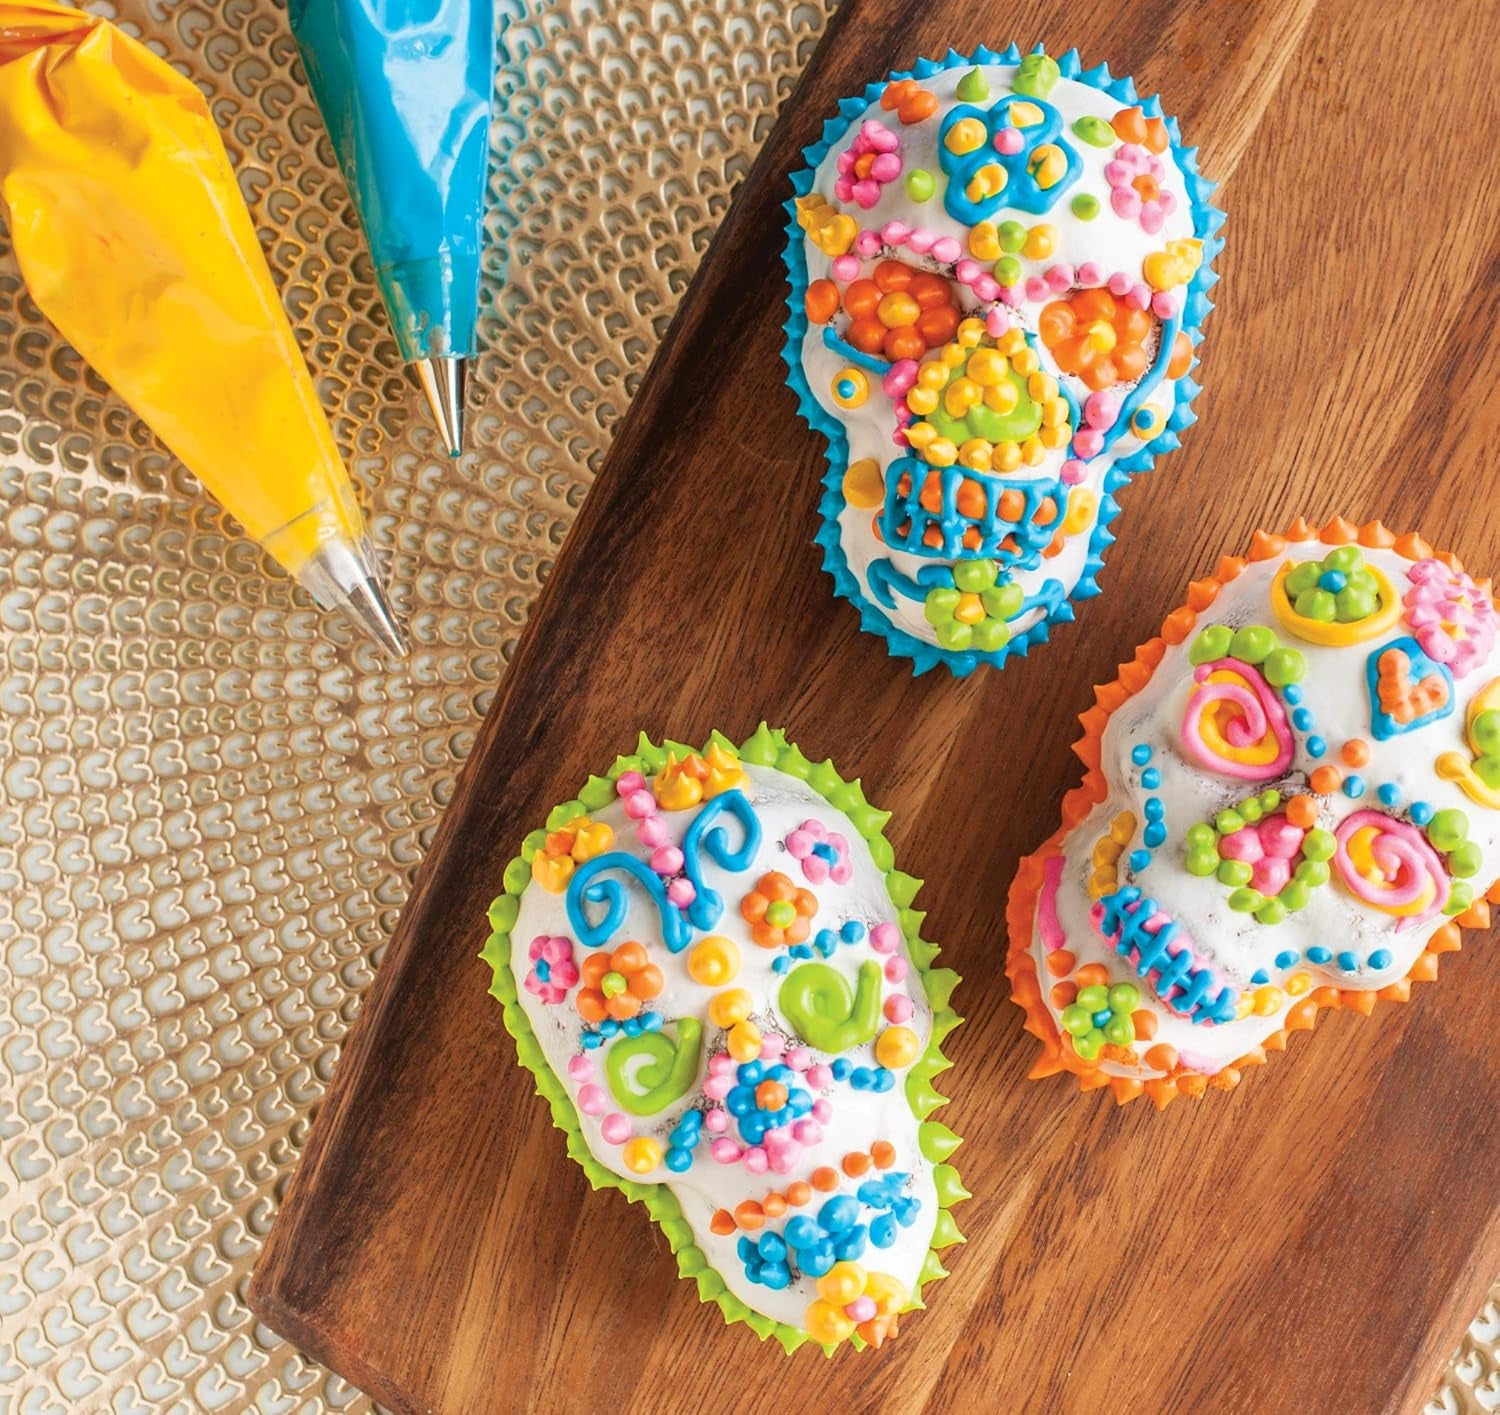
[1104,144,1177,235]
[784,818,853,885]
[1404,558,1496,679]
[835,120,902,210]
[524,934,578,1004]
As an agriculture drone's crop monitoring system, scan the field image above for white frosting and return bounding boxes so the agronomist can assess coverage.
[796,62,1204,653]
[1029,546,1500,1078]
[509,763,938,1330]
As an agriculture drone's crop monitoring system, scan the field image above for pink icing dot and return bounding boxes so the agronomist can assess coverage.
[807,1064,834,1089]
[636,814,669,847]
[994,127,1023,155]
[577,1084,607,1116]
[861,119,898,152]
[870,922,900,954]
[931,236,963,264]
[880,220,910,245]
[615,771,645,795]
[600,1112,631,1144]
[1025,276,1049,302]
[812,1098,833,1123]
[1072,427,1105,459]
[1084,391,1119,429]
[649,845,684,874]
[1139,203,1165,235]
[884,994,914,1024]
[870,153,901,183]
[907,227,935,254]
[851,179,881,210]
[831,253,861,281]
[759,1033,785,1060]
[955,257,980,283]
[708,1052,734,1077]
[1111,187,1141,220]
[1061,459,1087,486]
[792,1118,822,1145]
[1077,261,1103,286]
[1218,827,1262,863]
[846,1296,877,1322]
[882,360,918,398]
[1107,271,1133,297]
[666,877,696,907]
[702,1074,731,1102]
[854,230,882,258]
[1259,817,1304,859]
[1127,283,1152,310]
[1045,263,1073,293]
[623,789,656,819]
[1152,290,1179,319]
[705,1109,728,1134]
[884,956,909,984]
[985,307,1011,337]
[711,1138,743,1164]
[973,274,1001,302]
[567,1055,595,1082]
[785,1047,811,1071]
[743,1146,769,1175]
[1251,858,1291,896]
[999,283,1023,308]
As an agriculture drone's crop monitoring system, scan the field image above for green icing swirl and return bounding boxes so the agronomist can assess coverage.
[606,1018,702,1116]
[779,960,882,1052]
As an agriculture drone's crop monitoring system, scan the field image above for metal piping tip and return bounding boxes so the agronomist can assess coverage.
[297,538,407,656]
[337,569,407,656]
[412,354,466,456]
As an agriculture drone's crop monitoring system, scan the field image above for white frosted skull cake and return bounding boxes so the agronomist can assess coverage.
[1007,519,1500,1106]
[783,44,1223,675]
[484,728,965,1349]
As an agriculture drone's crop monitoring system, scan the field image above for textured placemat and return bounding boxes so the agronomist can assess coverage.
[0,1,1493,1412]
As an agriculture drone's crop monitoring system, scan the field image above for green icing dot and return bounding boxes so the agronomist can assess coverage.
[1072,114,1116,147]
[953,559,999,593]
[1229,625,1275,665]
[1447,840,1483,878]
[1189,625,1233,665]
[995,255,1023,287]
[998,220,1028,254]
[904,168,935,203]
[1264,647,1307,687]
[956,67,989,102]
[1070,193,1100,220]
[1014,52,1060,99]
[1217,859,1252,887]
[1427,808,1470,852]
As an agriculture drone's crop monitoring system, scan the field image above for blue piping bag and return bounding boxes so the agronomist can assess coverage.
[289,0,496,454]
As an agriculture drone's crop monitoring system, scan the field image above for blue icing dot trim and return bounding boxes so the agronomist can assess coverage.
[781,44,1226,677]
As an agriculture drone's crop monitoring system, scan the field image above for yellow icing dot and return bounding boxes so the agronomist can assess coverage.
[842,458,884,510]
[621,1137,662,1174]
[968,222,1001,261]
[1286,972,1312,996]
[803,1299,856,1344]
[816,1261,867,1305]
[1022,224,1057,260]
[944,117,986,154]
[875,1026,921,1069]
[687,936,740,986]
[708,988,752,1028]
[726,1019,762,1061]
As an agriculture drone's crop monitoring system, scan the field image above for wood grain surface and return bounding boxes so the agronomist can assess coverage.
[249,0,1500,1410]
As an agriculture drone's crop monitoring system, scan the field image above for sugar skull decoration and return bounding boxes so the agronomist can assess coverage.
[485,728,965,1349]
[1006,519,1500,1106]
[783,45,1223,675]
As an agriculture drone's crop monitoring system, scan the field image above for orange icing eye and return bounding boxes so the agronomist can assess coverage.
[1039,287,1157,392]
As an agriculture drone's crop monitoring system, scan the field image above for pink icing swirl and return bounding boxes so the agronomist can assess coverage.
[1179,658,1294,782]
[1332,810,1449,930]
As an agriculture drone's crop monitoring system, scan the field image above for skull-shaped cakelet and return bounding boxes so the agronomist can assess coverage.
[1006,519,1500,1106]
[484,728,965,1349]
[783,45,1223,675]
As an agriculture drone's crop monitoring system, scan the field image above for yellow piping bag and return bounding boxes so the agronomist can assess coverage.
[0,0,404,653]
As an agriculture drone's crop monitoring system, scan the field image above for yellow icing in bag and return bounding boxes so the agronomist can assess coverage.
[0,0,367,581]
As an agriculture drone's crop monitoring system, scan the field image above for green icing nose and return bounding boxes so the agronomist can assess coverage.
[601,971,628,998]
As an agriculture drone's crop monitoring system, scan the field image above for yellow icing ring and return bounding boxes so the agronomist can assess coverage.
[1197,669,1283,766]
[1344,825,1437,917]
[1436,677,1500,808]
[1269,560,1402,646]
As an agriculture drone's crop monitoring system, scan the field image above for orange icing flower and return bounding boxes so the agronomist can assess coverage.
[530,817,613,893]
[1038,287,1153,392]
[576,941,665,1022]
[740,871,818,949]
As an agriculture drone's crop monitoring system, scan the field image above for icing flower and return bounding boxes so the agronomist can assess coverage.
[835,120,902,210]
[1104,142,1177,233]
[1283,547,1384,624]
[1403,558,1496,679]
[653,743,746,810]
[740,871,818,948]
[1060,979,1141,1061]
[784,819,853,885]
[524,935,578,1004]
[922,560,1024,654]
[1038,287,1152,393]
[576,941,665,1023]
[531,816,613,893]
[803,1261,907,1348]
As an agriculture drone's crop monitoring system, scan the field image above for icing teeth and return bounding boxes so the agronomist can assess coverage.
[486,730,965,1347]
[1008,526,1500,1108]
[783,48,1223,675]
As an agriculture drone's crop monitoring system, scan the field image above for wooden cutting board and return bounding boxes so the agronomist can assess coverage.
[249,0,1500,1409]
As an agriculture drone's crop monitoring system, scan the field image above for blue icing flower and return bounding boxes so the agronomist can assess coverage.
[738,1230,792,1290]
[938,96,1080,223]
[724,1060,813,1145]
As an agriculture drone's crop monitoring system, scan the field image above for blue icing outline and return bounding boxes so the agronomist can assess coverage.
[781,43,1226,677]
[939,95,1081,221]
[678,788,762,931]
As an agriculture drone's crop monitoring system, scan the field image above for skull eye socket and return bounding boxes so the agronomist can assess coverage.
[805,259,964,368]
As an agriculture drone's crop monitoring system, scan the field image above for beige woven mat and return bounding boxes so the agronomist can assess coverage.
[0,1,1493,1410]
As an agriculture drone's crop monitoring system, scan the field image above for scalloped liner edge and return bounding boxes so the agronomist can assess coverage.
[1004,516,1500,1108]
[782,42,1227,677]
[481,725,967,1353]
